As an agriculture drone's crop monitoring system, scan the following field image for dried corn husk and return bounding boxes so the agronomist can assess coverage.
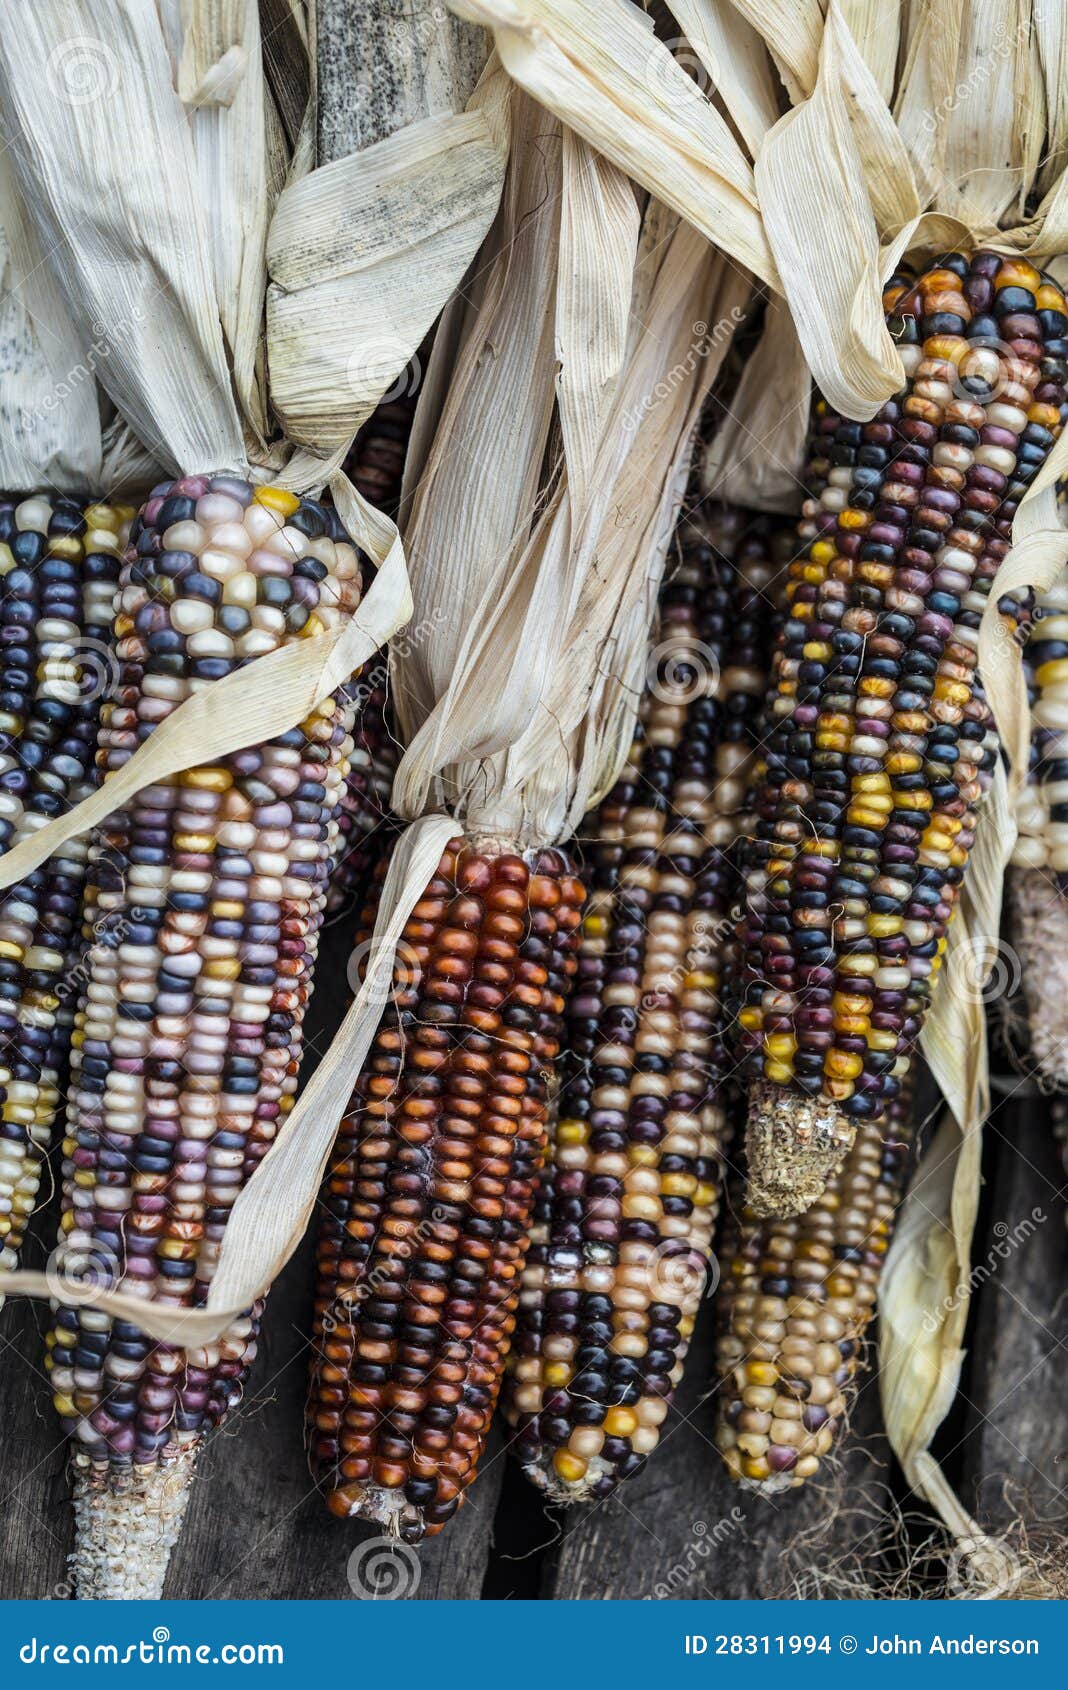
[0,150,109,493]
[0,2,490,1357]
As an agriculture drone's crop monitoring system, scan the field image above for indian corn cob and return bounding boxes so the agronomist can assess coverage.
[46,475,362,1598]
[308,838,585,1540]
[735,253,1068,1216]
[501,507,782,1502]
[327,674,399,917]
[325,394,414,916]
[0,495,129,1284]
[714,1076,917,1490]
[344,392,417,518]
[1009,566,1068,1087]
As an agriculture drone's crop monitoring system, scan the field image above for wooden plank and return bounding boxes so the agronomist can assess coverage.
[539,1298,898,1600]
[959,1090,1068,1533]
[0,1290,76,1600]
[315,0,488,163]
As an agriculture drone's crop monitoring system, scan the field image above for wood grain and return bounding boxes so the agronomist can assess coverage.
[960,1090,1068,1534]
[316,0,488,163]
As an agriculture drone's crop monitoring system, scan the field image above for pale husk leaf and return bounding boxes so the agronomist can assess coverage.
[179,0,271,441]
[726,0,823,103]
[0,153,104,494]
[0,0,245,477]
[880,766,1011,1536]
[700,298,811,512]
[394,89,753,843]
[665,0,781,157]
[266,104,508,449]
[753,3,908,420]
[447,0,776,284]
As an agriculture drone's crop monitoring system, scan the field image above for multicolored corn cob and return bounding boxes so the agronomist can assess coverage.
[326,674,399,916]
[344,393,417,518]
[1009,567,1068,1087]
[501,508,782,1502]
[325,393,414,915]
[308,838,585,1541]
[45,475,362,1598]
[714,1076,916,1490]
[735,254,1068,1215]
[0,495,129,1284]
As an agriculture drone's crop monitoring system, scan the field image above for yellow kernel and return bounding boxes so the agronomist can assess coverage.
[995,259,1041,291]
[934,678,970,705]
[866,914,902,937]
[204,959,242,980]
[174,833,216,853]
[764,1033,797,1059]
[181,766,233,791]
[253,486,301,517]
[1036,659,1068,689]
[555,1119,588,1145]
[825,1049,863,1080]
[764,1059,794,1083]
[552,1450,587,1484]
[604,1407,639,1437]
[544,1362,571,1388]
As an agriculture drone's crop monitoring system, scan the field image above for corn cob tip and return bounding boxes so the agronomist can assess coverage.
[743,1081,855,1218]
[70,1448,198,1599]
[1008,866,1068,1089]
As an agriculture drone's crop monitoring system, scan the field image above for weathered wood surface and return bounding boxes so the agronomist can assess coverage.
[316,0,488,162]
[960,1089,1068,1536]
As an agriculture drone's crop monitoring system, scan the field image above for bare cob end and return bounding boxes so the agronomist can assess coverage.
[743,1081,855,1219]
[70,1448,198,1600]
